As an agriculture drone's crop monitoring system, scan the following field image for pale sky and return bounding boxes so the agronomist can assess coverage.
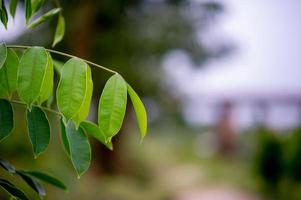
[163,0,301,128]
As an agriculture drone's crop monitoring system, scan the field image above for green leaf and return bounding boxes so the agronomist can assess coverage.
[0,159,16,173]
[60,118,70,156]
[25,0,32,24]
[0,99,14,142]
[53,59,64,75]
[57,58,90,122]
[0,0,8,29]
[64,120,91,178]
[27,8,61,28]
[98,74,127,142]
[0,178,29,200]
[31,0,44,14]
[17,47,48,107]
[72,66,93,128]
[52,14,65,47]
[0,42,7,69]
[80,121,113,150]
[0,48,19,98]
[37,51,54,105]
[19,170,67,191]
[127,84,147,141]
[16,171,46,197]
[9,0,18,18]
[26,106,50,157]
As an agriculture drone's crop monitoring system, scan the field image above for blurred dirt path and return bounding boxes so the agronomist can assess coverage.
[175,186,261,200]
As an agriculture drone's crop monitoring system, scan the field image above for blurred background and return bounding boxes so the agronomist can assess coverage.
[1,0,301,199]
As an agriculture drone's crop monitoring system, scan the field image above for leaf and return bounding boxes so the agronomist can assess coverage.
[64,120,91,178]
[57,58,90,122]
[52,14,65,47]
[31,0,44,14]
[17,47,48,107]
[0,48,19,98]
[0,99,14,142]
[27,8,61,28]
[98,74,127,142]
[53,59,64,75]
[19,170,67,191]
[16,171,46,197]
[0,42,7,69]
[25,0,32,24]
[80,121,113,150]
[0,0,8,29]
[37,51,54,105]
[127,84,148,141]
[0,178,29,200]
[72,66,93,128]
[0,159,16,173]
[9,0,18,18]
[60,118,70,156]
[26,106,50,157]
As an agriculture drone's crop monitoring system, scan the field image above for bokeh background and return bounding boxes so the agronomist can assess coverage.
[1,0,301,199]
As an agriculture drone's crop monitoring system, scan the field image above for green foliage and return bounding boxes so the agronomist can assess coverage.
[16,171,46,197]
[17,47,52,107]
[0,179,29,200]
[57,57,92,125]
[0,1,148,198]
[20,170,67,191]
[0,159,16,173]
[0,48,19,98]
[52,14,65,47]
[28,8,61,28]
[127,84,147,141]
[26,107,50,157]
[25,0,32,24]
[0,44,147,180]
[98,74,127,142]
[9,0,18,18]
[0,99,14,142]
[0,0,8,29]
[63,120,91,178]
[0,43,6,69]
[0,0,65,46]
[0,159,66,199]
[81,120,113,150]
[254,127,284,187]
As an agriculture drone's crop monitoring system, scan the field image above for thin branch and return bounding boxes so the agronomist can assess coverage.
[10,100,62,116]
[7,45,118,75]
